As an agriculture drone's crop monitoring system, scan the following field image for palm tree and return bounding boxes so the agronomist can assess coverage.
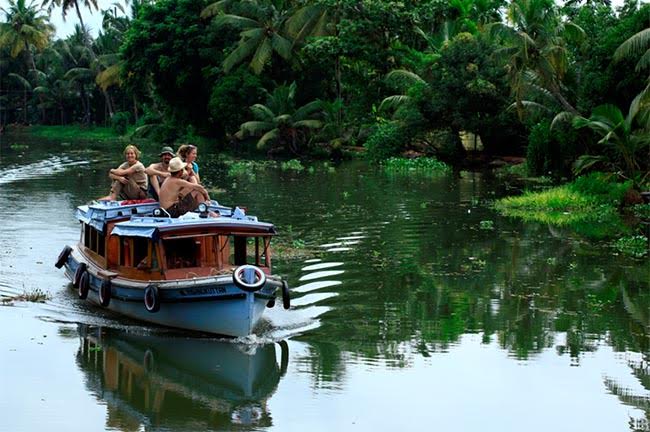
[236,82,323,154]
[615,27,650,73]
[42,0,116,117]
[572,90,650,182]
[0,0,53,72]
[490,0,584,117]
[202,0,295,74]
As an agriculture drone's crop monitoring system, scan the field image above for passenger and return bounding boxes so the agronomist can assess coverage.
[100,145,147,201]
[145,146,174,201]
[177,144,200,184]
[159,157,216,218]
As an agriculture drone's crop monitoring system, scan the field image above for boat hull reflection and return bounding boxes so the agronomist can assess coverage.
[76,326,287,430]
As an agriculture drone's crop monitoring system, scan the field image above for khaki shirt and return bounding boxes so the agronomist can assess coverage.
[118,161,147,188]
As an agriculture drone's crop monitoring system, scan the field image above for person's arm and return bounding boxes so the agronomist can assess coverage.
[112,162,144,177]
[145,165,171,178]
[150,174,161,196]
[109,171,127,184]
[179,178,209,200]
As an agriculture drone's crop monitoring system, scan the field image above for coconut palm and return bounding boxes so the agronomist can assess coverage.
[490,0,584,117]
[202,0,296,75]
[572,90,650,182]
[614,26,650,73]
[236,82,323,154]
[0,0,54,72]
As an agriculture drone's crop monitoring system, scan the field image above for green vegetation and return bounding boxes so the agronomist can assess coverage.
[614,235,648,258]
[381,157,451,176]
[495,172,633,238]
[280,159,305,172]
[26,125,124,141]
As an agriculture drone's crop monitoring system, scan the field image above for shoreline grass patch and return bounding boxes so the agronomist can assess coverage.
[494,172,632,239]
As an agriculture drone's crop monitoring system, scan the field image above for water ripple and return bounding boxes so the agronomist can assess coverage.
[0,156,88,185]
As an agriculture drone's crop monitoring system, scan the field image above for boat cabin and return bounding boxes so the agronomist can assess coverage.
[76,201,274,281]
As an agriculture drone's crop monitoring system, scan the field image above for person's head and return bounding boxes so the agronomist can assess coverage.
[168,157,185,177]
[177,144,197,162]
[123,145,141,163]
[159,146,174,165]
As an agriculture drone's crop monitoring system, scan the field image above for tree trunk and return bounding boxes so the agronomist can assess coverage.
[24,42,47,123]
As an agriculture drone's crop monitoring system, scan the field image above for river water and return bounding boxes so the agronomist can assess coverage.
[0,132,648,432]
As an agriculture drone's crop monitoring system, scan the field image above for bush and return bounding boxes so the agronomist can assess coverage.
[364,122,406,162]
[570,172,632,205]
[111,112,131,136]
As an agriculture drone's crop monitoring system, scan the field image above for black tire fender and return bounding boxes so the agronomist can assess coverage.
[74,263,87,288]
[281,280,291,310]
[78,271,90,300]
[55,245,72,269]
[99,279,111,307]
[144,284,160,313]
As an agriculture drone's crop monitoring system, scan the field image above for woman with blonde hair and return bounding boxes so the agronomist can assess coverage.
[100,144,148,201]
[177,143,200,184]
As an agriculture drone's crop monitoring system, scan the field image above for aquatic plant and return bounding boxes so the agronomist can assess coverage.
[2,288,50,305]
[614,235,648,258]
[381,157,451,176]
[479,220,495,230]
[280,159,305,172]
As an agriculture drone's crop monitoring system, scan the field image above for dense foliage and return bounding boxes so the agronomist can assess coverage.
[0,0,648,185]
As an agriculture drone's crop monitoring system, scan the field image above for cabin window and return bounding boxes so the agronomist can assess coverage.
[163,238,201,269]
[228,236,270,267]
[82,223,106,257]
[118,237,154,269]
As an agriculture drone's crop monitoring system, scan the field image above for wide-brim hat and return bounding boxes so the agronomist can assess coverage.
[160,146,174,156]
[168,157,185,173]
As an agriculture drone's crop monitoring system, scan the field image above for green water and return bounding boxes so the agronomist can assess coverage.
[0,132,649,431]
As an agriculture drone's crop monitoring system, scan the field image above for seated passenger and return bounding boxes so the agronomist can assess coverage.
[145,146,174,201]
[159,157,215,218]
[100,145,148,201]
[177,144,200,184]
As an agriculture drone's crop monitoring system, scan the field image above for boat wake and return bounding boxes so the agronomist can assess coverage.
[0,156,88,185]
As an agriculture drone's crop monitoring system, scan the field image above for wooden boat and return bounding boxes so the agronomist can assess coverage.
[55,200,290,337]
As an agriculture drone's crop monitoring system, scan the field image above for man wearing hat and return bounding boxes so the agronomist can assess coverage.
[145,146,175,201]
[159,157,213,218]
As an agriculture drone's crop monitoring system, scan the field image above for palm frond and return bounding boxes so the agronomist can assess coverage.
[379,95,411,113]
[271,33,292,60]
[239,120,275,136]
[249,103,275,121]
[293,119,322,129]
[8,73,31,90]
[550,111,576,130]
[222,36,260,73]
[250,36,272,74]
[256,128,279,149]
[212,14,259,30]
[293,100,322,120]
[385,69,424,90]
[614,28,650,63]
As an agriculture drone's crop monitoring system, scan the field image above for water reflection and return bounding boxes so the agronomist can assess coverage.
[75,326,287,430]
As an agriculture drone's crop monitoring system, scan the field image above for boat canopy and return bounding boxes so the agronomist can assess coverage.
[75,200,233,233]
[111,212,276,240]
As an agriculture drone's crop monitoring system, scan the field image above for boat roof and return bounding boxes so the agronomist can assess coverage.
[76,200,233,233]
[111,207,276,239]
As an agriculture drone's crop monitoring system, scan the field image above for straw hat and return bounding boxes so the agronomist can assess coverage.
[168,157,185,173]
